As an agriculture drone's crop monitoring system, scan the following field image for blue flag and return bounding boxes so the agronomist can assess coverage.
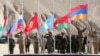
[39,16,54,32]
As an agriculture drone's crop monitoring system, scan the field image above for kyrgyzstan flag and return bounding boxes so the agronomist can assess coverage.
[24,13,39,35]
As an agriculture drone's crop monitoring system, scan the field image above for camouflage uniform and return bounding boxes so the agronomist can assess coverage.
[16,31,24,54]
[17,34,24,54]
[89,31,99,54]
[30,33,39,54]
[46,32,54,53]
[40,35,47,53]
[76,27,86,53]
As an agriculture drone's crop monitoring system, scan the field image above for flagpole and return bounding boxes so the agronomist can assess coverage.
[84,0,89,54]
[37,0,40,54]
[6,0,9,54]
[22,0,23,16]
[52,0,56,54]
[86,0,89,54]
[21,0,26,54]
[69,0,72,54]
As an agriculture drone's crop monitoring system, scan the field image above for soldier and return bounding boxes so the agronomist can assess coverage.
[16,31,24,54]
[25,36,30,53]
[40,35,47,53]
[71,35,75,53]
[66,35,70,53]
[9,35,15,54]
[76,26,86,53]
[55,34,61,53]
[46,32,54,53]
[59,32,66,54]
[71,35,79,53]
[91,31,98,54]
[44,34,49,49]
[82,36,87,53]
[30,33,39,54]
[88,32,93,54]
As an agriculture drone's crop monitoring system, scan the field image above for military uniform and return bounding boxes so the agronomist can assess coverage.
[30,33,39,54]
[40,36,47,53]
[66,36,70,53]
[55,34,61,53]
[91,32,98,54]
[76,27,86,53]
[46,34,54,53]
[17,33,24,54]
[59,35,66,53]
[71,35,79,53]
[33,36,39,54]
[9,37,15,54]
[25,37,30,53]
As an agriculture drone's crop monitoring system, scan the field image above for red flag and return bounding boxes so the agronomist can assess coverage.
[3,16,8,27]
[54,15,69,28]
[24,13,39,35]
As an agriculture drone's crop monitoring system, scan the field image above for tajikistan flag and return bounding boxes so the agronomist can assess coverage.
[0,26,3,38]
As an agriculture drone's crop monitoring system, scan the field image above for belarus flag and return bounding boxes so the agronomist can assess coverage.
[54,14,69,29]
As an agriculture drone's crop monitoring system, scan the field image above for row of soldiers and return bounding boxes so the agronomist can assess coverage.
[41,28,100,54]
[9,31,31,54]
[8,31,54,54]
[8,26,100,54]
[8,31,87,54]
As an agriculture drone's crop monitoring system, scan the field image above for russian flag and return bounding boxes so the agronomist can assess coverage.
[7,15,24,36]
[17,15,24,29]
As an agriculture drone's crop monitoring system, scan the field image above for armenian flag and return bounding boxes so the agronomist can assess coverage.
[69,4,88,21]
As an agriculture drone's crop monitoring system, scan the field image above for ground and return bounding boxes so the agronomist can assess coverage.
[0,44,100,56]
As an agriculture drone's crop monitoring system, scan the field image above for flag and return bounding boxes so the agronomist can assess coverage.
[24,13,39,35]
[39,16,54,32]
[0,26,3,38]
[3,16,8,27]
[54,15,69,29]
[69,4,88,21]
[2,16,8,37]
[7,26,13,36]
[57,24,68,29]
[7,15,24,36]
[16,15,25,29]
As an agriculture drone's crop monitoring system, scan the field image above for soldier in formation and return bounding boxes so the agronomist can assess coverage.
[15,31,24,54]
[25,36,31,53]
[9,35,15,54]
[46,32,54,53]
